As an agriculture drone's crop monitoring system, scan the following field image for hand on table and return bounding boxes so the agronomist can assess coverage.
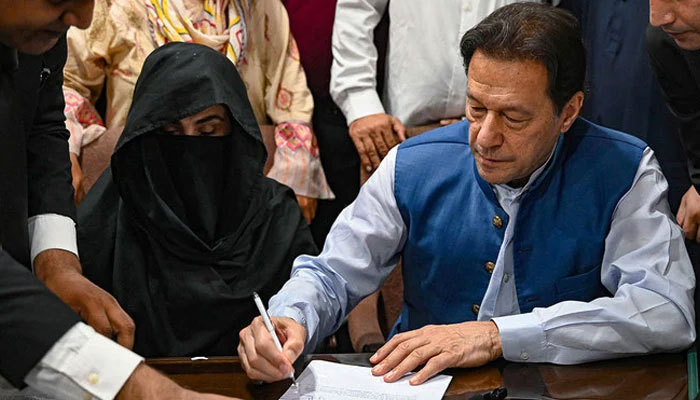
[677,186,700,242]
[369,321,502,385]
[117,363,240,400]
[238,316,306,382]
[349,113,406,173]
[34,249,135,349]
[296,195,318,224]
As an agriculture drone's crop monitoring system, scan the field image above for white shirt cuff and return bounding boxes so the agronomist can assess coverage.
[24,322,143,400]
[492,312,550,363]
[28,213,79,267]
[338,89,386,126]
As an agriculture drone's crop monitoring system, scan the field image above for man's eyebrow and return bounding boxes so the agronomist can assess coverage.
[195,115,225,124]
[467,92,532,115]
[466,92,482,103]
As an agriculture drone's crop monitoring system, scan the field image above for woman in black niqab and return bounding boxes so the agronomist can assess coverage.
[77,42,317,357]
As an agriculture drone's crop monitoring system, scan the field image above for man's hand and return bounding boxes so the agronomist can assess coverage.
[349,113,406,173]
[296,195,318,224]
[677,186,700,242]
[369,321,502,385]
[69,153,85,204]
[117,363,238,399]
[238,316,306,382]
[34,249,135,349]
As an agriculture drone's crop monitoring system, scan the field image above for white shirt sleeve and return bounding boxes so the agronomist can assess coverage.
[28,213,79,268]
[330,0,388,125]
[24,322,143,400]
[269,146,406,351]
[493,147,696,364]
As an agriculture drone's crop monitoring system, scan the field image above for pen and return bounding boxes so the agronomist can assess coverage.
[252,292,297,385]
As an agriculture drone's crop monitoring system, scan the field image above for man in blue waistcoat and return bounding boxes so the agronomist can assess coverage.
[239,3,696,385]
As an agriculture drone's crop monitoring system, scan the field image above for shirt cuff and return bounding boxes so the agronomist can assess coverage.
[28,213,79,267]
[337,89,385,126]
[24,322,143,400]
[492,312,550,363]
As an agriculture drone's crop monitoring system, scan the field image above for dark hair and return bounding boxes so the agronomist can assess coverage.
[460,2,585,114]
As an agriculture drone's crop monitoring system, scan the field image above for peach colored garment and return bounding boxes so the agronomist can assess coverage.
[63,0,333,199]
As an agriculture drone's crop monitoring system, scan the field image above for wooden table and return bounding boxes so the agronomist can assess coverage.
[147,352,688,399]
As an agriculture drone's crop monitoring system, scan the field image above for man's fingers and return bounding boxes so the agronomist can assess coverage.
[392,116,407,142]
[677,202,686,226]
[239,326,289,381]
[84,304,114,339]
[307,199,317,222]
[370,337,399,365]
[309,203,317,221]
[369,129,390,158]
[372,336,428,377]
[104,297,136,349]
[238,343,251,373]
[281,335,303,365]
[302,205,312,224]
[362,137,382,170]
[384,345,440,383]
[683,219,698,240]
[238,339,283,382]
[379,125,398,151]
[370,331,414,364]
[409,353,452,385]
[351,136,372,172]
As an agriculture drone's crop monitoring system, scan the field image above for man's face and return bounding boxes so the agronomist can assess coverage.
[466,51,581,187]
[650,0,700,50]
[0,0,94,55]
[163,104,231,137]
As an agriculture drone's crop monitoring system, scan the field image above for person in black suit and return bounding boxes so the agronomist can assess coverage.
[0,2,234,399]
[647,1,700,242]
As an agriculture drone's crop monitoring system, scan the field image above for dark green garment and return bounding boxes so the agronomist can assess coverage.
[78,42,316,357]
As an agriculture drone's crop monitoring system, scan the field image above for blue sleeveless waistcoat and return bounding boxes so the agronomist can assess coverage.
[393,118,646,333]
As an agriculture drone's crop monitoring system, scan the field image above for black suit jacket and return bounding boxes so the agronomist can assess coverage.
[647,26,700,193]
[0,36,81,387]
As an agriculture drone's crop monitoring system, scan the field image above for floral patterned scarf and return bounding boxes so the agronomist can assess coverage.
[146,0,249,65]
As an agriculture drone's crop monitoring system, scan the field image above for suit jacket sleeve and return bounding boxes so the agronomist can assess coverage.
[0,249,80,387]
[26,36,76,221]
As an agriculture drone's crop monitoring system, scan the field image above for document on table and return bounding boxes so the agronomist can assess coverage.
[279,360,452,400]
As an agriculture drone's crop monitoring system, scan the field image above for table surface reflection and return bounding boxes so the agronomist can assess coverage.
[147,352,688,399]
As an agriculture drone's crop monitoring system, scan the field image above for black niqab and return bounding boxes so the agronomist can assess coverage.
[78,43,317,357]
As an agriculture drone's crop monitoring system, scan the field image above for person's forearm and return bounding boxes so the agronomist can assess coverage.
[0,251,81,387]
[330,0,388,123]
[269,148,407,350]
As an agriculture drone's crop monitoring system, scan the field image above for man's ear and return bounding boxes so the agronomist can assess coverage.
[559,91,584,133]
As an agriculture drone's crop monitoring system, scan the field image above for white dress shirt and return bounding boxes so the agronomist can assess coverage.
[269,145,696,362]
[330,0,539,127]
[15,215,143,399]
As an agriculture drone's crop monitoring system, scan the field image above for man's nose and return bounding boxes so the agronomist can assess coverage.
[649,0,675,27]
[61,0,95,30]
[474,113,503,150]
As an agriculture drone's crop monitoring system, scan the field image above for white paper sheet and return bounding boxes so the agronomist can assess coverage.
[279,360,452,400]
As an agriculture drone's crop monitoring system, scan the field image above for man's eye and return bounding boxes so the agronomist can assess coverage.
[470,106,486,114]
